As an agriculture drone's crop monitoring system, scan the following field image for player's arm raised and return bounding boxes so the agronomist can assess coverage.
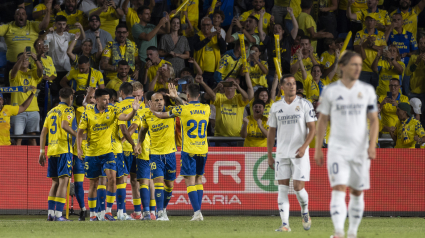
[166,83,185,106]
[196,74,216,101]
[315,113,329,166]
[39,127,48,166]
[118,97,140,121]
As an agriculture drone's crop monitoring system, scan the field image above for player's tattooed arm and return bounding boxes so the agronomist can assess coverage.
[119,124,135,148]
[166,83,185,105]
[134,126,149,156]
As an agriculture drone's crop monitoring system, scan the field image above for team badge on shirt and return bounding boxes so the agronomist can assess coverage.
[295,106,300,111]
[106,115,110,119]
[358,92,363,99]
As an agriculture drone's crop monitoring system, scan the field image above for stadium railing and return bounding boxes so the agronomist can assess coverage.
[1,146,424,217]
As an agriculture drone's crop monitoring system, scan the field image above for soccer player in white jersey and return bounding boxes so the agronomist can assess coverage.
[315,51,379,238]
[267,74,317,232]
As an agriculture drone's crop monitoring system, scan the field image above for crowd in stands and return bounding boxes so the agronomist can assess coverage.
[1,0,425,149]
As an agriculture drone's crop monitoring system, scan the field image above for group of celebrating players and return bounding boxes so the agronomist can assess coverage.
[39,50,376,238]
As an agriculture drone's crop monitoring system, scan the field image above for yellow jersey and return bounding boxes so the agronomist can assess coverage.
[126,7,140,41]
[351,0,368,13]
[0,105,19,146]
[147,60,172,83]
[106,76,134,92]
[378,94,409,133]
[391,6,422,38]
[394,117,425,148]
[43,103,74,156]
[285,0,301,20]
[0,21,40,62]
[376,59,405,97]
[169,101,210,154]
[216,53,244,81]
[65,67,104,92]
[89,7,119,39]
[353,28,387,72]
[134,108,150,161]
[78,104,123,156]
[304,75,331,102]
[141,107,177,155]
[30,55,57,81]
[9,69,42,112]
[406,53,425,94]
[213,93,249,137]
[320,51,338,82]
[102,40,139,80]
[111,112,123,155]
[249,99,273,118]
[356,8,391,28]
[248,60,268,87]
[291,53,319,85]
[72,106,88,156]
[33,3,55,28]
[297,12,317,52]
[240,8,271,34]
[243,115,269,147]
[117,97,141,152]
[56,10,88,34]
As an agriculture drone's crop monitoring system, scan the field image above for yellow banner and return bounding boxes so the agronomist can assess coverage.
[209,0,217,15]
[274,57,282,80]
[274,34,281,64]
[239,34,248,73]
[341,31,352,54]
[170,0,190,18]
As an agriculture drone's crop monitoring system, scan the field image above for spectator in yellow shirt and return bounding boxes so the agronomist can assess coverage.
[390,0,425,38]
[106,60,134,94]
[354,13,386,89]
[406,36,425,96]
[320,38,342,82]
[241,99,269,147]
[56,0,88,34]
[390,102,425,148]
[347,0,391,32]
[122,0,154,41]
[148,62,175,92]
[10,52,45,146]
[239,0,272,34]
[247,45,268,89]
[290,36,320,86]
[248,87,276,118]
[143,46,172,85]
[60,56,105,92]
[33,0,61,28]
[33,38,57,83]
[302,63,338,102]
[89,0,124,39]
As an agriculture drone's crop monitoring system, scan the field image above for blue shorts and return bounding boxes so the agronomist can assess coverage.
[150,153,176,181]
[115,153,126,178]
[123,151,136,175]
[180,152,208,176]
[47,153,73,178]
[73,155,85,175]
[136,159,150,180]
[84,153,116,179]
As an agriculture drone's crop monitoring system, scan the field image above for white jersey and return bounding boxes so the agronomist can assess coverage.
[317,80,377,156]
[267,96,317,158]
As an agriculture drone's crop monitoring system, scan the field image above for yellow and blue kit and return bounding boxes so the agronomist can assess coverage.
[243,115,269,147]
[0,105,19,146]
[388,28,418,67]
[395,117,425,148]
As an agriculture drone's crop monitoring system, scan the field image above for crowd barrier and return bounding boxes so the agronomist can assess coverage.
[0,146,424,216]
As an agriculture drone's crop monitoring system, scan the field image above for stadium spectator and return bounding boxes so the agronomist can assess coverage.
[225,16,260,55]
[10,52,44,146]
[379,78,409,144]
[372,46,405,97]
[0,3,50,83]
[271,0,290,27]
[33,0,61,29]
[204,0,234,27]
[56,0,88,34]
[60,55,105,92]
[193,17,227,89]
[291,29,304,56]
[390,0,425,39]
[290,37,320,85]
[214,39,248,83]
[410,97,422,121]
[122,0,155,41]
[390,102,425,148]
[89,0,124,39]
[297,0,334,53]
[158,17,190,78]
[353,14,386,89]
[106,60,134,93]
[132,6,170,74]
[143,46,171,85]
[247,45,268,89]
[68,33,103,70]
[75,15,112,55]
[320,38,340,82]
[347,0,390,32]
[181,0,200,32]
[241,99,269,147]
[33,38,57,83]
[259,8,298,88]
[248,86,276,118]
[239,0,272,34]
[302,63,338,103]
[0,90,35,146]
[0,0,25,23]
[317,0,338,43]
[211,10,226,40]
[405,35,425,105]
[204,72,254,145]
[148,62,175,92]
[283,0,301,32]
[77,0,98,16]
[101,24,141,81]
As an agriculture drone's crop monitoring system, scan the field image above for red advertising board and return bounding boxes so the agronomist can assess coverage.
[0,146,424,215]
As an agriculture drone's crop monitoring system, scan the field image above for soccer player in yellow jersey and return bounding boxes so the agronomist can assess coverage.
[134,90,180,221]
[146,79,211,221]
[39,88,76,221]
[241,100,269,147]
[391,103,425,148]
[77,88,138,221]
[0,90,35,146]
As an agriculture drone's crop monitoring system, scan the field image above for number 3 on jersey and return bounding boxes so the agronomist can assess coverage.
[187,119,207,138]
[50,116,57,134]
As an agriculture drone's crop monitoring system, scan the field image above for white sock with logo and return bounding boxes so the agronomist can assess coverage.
[278,185,290,226]
[330,190,347,236]
[295,188,309,214]
[348,193,364,236]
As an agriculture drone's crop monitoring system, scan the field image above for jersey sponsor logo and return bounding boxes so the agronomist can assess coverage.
[93,123,108,131]
[151,123,169,132]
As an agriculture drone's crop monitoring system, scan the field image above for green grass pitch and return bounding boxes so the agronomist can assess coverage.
[0,215,423,238]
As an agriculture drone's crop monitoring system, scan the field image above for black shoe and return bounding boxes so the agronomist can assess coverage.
[79,210,87,221]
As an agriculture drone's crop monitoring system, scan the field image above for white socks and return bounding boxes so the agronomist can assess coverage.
[278,185,290,226]
[295,188,309,214]
[90,211,96,217]
[330,190,347,236]
[55,211,63,218]
[117,209,123,217]
[81,207,86,211]
[106,207,111,213]
[48,210,55,216]
[348,193,364,236]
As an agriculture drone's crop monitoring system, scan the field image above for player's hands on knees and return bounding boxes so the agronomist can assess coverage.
[367,146,376,160]
[295,145,307,158]
[314,148,324,166]
[39,153,46,166]
[268,156,275,170]
[77,149,84,161]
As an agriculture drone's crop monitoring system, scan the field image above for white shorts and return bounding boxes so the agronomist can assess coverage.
[327,151,371,190]
[275,155,310,181]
